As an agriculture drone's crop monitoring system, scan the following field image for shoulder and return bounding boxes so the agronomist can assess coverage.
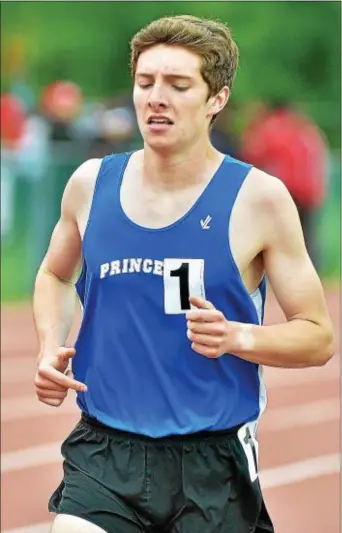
[69,158,103,188]
[239,167,300,245]
[61,158,103,216]
[65,151,135,205]
[244,167,303,250]
[244,166,294,213]
[66,158,103,196]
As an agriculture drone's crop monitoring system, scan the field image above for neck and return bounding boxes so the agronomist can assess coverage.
[140,139,223,190]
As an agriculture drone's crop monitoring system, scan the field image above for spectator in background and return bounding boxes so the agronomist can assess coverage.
[241,100,328,270]
[40,81,85,146]
[86,103,138,159]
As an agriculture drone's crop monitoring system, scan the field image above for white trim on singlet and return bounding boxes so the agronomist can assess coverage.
[77,296,84,312]
[250,288,267,420]
[237,288,268,478]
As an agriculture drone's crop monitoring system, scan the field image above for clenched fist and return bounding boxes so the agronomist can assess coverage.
[186,296,242,358]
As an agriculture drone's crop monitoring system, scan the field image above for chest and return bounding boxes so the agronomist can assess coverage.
[82,161,264,294]
[120,177,208,229]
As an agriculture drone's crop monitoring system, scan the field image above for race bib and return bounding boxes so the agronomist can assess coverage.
[163,258,206,314]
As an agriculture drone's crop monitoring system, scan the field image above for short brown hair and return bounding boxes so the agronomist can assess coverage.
[130,15,239,96]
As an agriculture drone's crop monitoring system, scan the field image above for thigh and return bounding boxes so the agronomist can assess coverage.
[49,419,146,533]
[49,470,144,533]
[171,489,260,533]
[50,514,108,532]
[171,437,244,533]
[172,426,274,533]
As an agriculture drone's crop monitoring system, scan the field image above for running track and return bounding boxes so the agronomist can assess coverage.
[1,289,340,533]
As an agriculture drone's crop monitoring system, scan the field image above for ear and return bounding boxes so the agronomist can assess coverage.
[207,86,230,120]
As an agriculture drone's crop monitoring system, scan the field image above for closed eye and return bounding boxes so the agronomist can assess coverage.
[138,83,189,92]
[173,86,189,92]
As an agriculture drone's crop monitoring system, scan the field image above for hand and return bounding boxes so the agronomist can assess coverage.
[35,346,87,407]
[186,296,236,358]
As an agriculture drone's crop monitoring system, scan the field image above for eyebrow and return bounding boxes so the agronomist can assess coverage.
[136,72,193,81]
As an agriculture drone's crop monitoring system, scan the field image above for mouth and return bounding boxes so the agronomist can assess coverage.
[147,117,174,125]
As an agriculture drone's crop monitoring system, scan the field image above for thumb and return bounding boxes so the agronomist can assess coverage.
[189,296,215,310]
[58,347,76,362]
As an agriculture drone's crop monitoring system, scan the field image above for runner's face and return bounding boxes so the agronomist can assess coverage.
[133,44,214,151]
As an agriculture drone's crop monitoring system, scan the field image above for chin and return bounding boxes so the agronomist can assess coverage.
[144,135,177,151]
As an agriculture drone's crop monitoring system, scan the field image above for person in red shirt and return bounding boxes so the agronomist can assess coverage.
[241,100,328,270]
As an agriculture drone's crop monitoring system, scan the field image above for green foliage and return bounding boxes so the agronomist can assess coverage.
[1,1,341,145]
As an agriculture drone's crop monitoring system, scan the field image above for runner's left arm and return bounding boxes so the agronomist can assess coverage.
[187,175,335,368]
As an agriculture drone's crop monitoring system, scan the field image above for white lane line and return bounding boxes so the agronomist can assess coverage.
[2,523,50,533]
[2,453,340,533]
[260,398,340,430]
[1,357,37,384]
[263,358,340,388]
[260,453,340,488]
[1,393,77,421]
[1,442,62,472]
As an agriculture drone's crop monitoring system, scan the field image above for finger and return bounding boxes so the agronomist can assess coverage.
[58,347,76,362]
[186,309,224,322]
[39,366,87,392]
[36,387,68,399]
[38,397,64,407]
[189,296,215,310]
[187,320,225,335]
[191,343,219,358]
[187,330,221,347]
[35,375,69,392]
[65,369,74,379]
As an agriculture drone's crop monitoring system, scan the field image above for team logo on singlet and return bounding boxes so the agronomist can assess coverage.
[99,258,206,314]
[100,258,164,279]
[200,215,212,229]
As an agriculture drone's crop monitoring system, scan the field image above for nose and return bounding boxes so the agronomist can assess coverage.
[148,85,168,110]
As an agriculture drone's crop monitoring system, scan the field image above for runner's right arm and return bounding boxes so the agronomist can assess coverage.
[33,159,100,405]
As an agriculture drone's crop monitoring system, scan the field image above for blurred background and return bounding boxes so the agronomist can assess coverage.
[1,3,340,533]
[1,1,341,299]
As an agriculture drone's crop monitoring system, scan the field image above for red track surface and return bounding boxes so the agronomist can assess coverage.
[1,289,340,533]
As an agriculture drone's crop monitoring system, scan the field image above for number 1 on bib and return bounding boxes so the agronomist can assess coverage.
[163,258,206,314]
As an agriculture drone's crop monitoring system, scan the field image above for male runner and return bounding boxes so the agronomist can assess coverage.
[33,15,334,533]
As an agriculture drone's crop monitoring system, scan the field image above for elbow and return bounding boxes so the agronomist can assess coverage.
[316,345,335,367]
[314,328,335,367]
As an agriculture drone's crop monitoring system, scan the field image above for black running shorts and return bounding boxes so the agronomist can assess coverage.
[49,413,274,533]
